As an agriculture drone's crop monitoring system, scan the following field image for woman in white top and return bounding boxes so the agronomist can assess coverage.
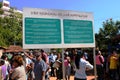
[74,51,93,80]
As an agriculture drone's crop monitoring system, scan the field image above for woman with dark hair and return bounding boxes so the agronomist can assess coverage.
[74,51,93,80]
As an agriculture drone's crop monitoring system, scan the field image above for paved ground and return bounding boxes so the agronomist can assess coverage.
[49,69,96,80]
[50,75,96,80]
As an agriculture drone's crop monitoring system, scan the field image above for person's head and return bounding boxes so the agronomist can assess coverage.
[53,49,56,54]
[12,55,24,68]
[35,52,42,61]
[112,50,117,56]
[96,50,101,55]
[27,51,33,57]
[30,52,34,57]
[75,51,84,69]
[1,55,8,60]
[40,49,44,53]
[0,59,5,66]
[98,51,101,55]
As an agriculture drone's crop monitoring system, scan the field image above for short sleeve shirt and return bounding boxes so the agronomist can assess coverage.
[32,59,47,80]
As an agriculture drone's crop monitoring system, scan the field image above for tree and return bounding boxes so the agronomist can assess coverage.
[115,20,120,33]
[0,2,4,14]
[95,19,120,51]
[0,5,22,47]
[9,8,22,46]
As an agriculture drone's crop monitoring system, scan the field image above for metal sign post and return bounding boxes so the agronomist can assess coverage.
[93,47,97,80]
[62,48,65,80]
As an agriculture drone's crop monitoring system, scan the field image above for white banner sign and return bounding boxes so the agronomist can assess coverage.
[23,8,95,49]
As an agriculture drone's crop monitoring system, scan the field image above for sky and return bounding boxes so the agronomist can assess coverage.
[8,0,120,33]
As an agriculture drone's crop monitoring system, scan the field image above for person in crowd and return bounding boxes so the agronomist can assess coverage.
[54,53,63,80]
[118,53,120,80]
[25,52,35,80]
[64,52,71,80]
[109,50,118,80]
[1,55,10,80]
[25,51,47,80]
[49,50,57,77]
[0,59,5,80]
[70,48,77,75]
[106,52,112,73]
[74,51,93,80]
[40,49,50,80]
[9,55,26,80]
[45,62,50,80]
[40,49,49,64]
[84,51,88,60]
[95,50,104,80]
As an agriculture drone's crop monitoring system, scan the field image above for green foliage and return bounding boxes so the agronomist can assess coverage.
[0,8,22,47]
[95,19,120,51]
[0,2,4,14]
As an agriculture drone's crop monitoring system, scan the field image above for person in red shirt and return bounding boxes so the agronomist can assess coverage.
[95,50,104,80]
[40,49,49,64]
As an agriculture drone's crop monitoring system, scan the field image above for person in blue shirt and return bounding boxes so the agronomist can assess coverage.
[25,51,47,80]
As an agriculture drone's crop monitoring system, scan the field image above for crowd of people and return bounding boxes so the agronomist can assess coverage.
[0,48,120,80]
[95,50,120,80]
